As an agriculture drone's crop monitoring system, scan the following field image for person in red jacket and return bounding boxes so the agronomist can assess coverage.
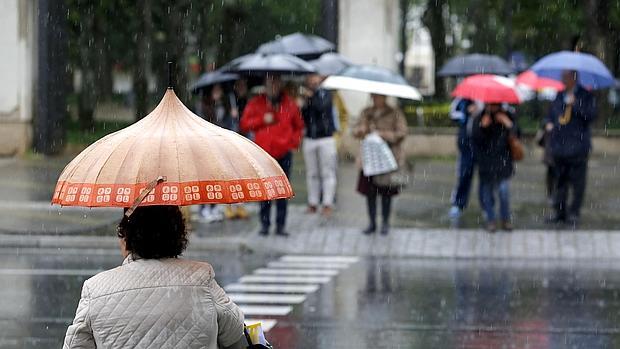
[240,74,304,236]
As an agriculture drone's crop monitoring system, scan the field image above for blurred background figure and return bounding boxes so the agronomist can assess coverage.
[544,70,597,228]
[472,103,518,232]
[301,73,338,217]
[448,97,483,223]
[353,94,408,236]
[240,74,304,237]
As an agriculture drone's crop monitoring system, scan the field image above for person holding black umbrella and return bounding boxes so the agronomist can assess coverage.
[240,74,304,236]
[544,70,597,227]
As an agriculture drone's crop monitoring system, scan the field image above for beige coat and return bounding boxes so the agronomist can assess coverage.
[353,105,409,166]
[63,257,244,349]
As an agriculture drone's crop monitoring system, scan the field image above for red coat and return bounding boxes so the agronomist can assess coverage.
[240,93,304,159]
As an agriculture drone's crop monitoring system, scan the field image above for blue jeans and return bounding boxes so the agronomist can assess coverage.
[260,152,292,229]
[451,143,475,209]
[479,179,511,222]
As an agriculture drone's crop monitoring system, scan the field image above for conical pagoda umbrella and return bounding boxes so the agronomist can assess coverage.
[51,89,293,210]
[256,32,335,60]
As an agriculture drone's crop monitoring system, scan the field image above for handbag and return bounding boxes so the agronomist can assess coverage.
[372,159,413,189]
[361,132,398,176]
[245,323,273,349]
[507,133,524,161]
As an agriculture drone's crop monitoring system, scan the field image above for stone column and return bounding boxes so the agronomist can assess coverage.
[0,0,36,156]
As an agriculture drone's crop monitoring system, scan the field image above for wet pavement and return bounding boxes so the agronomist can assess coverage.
[1,153,620,236]
[3,247,620,348]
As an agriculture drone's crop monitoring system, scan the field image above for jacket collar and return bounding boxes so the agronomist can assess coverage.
[122,254,140,265]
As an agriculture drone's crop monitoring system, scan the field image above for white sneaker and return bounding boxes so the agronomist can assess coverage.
[448,206,462,219]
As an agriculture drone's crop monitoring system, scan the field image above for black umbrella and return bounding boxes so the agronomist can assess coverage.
[190,70,239,93]
[221,53,316,76]
[256,32,335,60]
[438,53,513,77]
[309,53,354,76]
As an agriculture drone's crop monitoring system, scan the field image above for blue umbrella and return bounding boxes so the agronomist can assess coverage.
[530,51,614,89]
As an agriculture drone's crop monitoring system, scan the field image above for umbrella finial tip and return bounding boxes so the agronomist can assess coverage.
[167,61,174,89]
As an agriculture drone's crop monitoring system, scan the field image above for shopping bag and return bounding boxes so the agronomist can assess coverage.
[245,322,273,349]
[361,132,398,177]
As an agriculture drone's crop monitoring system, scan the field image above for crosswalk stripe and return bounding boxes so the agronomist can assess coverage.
[280,255,359,263]
[239,275,331,284]
[280,255,360,264]
[239,305,292,316]
[267,261,350,269]
[225,283,320,294]
[228,293,306,304]
[254,268,339,276]
[245,319,277,332]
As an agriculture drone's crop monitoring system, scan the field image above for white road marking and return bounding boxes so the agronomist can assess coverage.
[228,293,306,304]
[225,283,320,294]
[245,319,277,332]
[0,269,100,276]
[239,275,331,284]
[239,305,292,316]
[267,261,350,269]
[280,255,360,264]
[254,268,339,276]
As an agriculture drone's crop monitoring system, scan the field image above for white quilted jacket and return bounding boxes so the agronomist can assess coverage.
[63,257,245,348]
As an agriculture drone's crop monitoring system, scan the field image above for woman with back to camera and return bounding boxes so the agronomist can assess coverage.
[63,205,246,349]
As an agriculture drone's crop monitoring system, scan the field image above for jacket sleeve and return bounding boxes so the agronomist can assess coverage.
[352,110,370,139]
[379,109,408,145]
[289,103,305,149]
[211,278,245,348]
[63,282,96,349]
[573,91,597,123]
[239,99,265,133]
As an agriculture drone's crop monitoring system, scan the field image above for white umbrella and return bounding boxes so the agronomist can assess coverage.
[322,75,422,100]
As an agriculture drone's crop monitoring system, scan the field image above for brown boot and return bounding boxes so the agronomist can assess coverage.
[501,220,513,232]
[485,221,497,233]
[321,206,333,217]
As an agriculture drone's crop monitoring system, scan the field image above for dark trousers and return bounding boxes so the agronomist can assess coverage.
[452,144,475,209]
[553,156,587,219]
[366,192,392,228]
[260,152,292,229]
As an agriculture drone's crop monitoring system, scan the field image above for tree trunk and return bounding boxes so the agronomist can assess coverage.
[133,0,152,120]
[77,2,97,131]
[422,0,448,98]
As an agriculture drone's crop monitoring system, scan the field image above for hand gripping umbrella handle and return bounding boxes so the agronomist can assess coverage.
[125,176,166,217]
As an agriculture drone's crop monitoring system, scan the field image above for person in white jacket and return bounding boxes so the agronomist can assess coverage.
[63,205,246,349]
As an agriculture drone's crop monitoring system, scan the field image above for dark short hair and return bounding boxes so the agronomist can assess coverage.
[117,206,188,259]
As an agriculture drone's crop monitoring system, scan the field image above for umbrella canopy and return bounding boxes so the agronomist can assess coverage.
[321,65,422,100]
[190,70,239,93]
[309,52,354,76]
[452,74,521,104]
[438,54,514,77]
[256,32,335,60]
[222,53,316,76]
[516,70,564,91]
[530,51,614,89]
[52,89,293,208]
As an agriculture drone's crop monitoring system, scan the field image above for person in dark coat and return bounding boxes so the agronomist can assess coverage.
[448,98,484,221]
[301,74,338,217]
[544,70,596,227]
[472,104,519,232]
